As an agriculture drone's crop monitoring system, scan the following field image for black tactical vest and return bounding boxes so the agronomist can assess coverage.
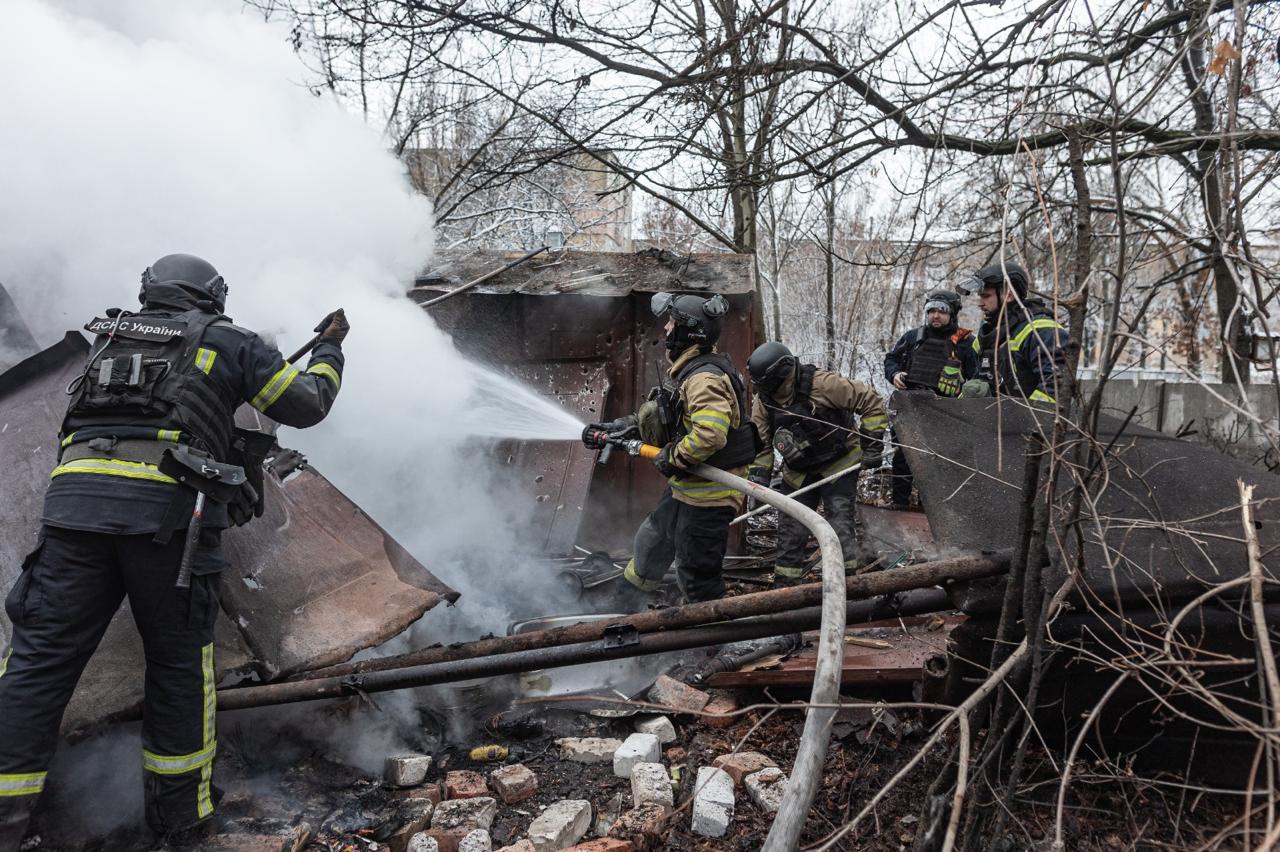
[62,308,239,461]
[660,351,759,469]
[761,364,854,471]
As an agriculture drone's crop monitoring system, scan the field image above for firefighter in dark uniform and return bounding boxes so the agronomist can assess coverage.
[582,294,757,605]
[0,254,348,847]
[882,289,977,508]
[956,261,1069,403]
[746,342,889,585]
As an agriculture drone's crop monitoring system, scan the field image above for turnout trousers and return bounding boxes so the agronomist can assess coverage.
[774,469,870,579]
[0,525,224,847]
[624,489,735,602]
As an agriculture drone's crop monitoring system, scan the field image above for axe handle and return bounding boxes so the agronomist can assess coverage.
[175,492,206,589]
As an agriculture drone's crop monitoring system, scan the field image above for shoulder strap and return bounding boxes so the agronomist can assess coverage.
[793,363,817,405]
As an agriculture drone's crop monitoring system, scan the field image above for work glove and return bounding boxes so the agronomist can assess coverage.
[773,428,807,467]
[860,452,883,471]
[958,378,992,399]
[319,308,349,344]
[653,443,683,478]
[892,371,909,390]
[602,415,639,439]
[748,468,771,488]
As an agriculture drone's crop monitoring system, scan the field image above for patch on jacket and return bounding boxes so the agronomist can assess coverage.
[85,316,187,342]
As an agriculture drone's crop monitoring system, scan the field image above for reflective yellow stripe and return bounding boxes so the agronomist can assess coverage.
[60,432,76,448]
[142,743,216,776]
[157,429,181,442]
[251,364,299,412]
[51,458,177,484]
[775,565,807,578]
[0,648,9,680]
[1008,318,1063,351]
[0,772,46,797]
[624,559,662,592]
[670,479,742,500]
[197,642,215,817]
[195,348,217,375]
[862,414,889,431]
[1029,388,1056,403]
[306,362,341,391]
[689,410,730,432]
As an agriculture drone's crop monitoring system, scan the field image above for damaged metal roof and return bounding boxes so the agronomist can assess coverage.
[0,332,457,734]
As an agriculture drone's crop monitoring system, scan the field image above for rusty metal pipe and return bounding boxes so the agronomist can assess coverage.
[215,586,963,712]
[289,554,1007,683]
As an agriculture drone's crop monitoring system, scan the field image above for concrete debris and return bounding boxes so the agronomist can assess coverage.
[527,799,593,851]
[632,715,676,744]
[646,675,710,714]
[565,841,635,851]
[555,737,623,764]
[702,693,739,728]
[711,751,777,785]
[629,763,674,809]
[410,835,442,852]
[691,767,735,838]
[385,798,437,852]
[432,797,499,833]
[607,803,670,851]
[445,769,490,800]
[387,754,435,787]
[744,767,788,813]
[203,822,312,852]
[612,733,660,779]
[490,763,539,804]
[459,829,493,852]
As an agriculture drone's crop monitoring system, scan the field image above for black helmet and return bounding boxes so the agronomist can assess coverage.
[747,341,796,397]
[923,289,961,318]
[651,292,728,354]
[139,254,228,312]
[957,261,1029,300]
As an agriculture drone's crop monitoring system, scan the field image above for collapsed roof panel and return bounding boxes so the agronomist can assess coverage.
[893,393,1280,613]
[0,332,457,731]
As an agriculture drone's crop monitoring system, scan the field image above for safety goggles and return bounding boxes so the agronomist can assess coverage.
[954,275,987,296]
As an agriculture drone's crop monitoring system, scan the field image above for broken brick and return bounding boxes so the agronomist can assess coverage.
[612,733,660,779]
[458,829,492,852]
[711,751,777,786]
[387,754,434,787]
[607,803,670,851]
[445,770,489,800]
[391,782,445,805]
[527,799,592,851]
[432,797,498,833]
[202,823,311,852]
[744,767,787,814]
[565,841,635,852]
[629,762,673,809]
[555,737,622,764]
[633,715,676,744]
[489,763,538,804]
[646,676,709,714]
[494,841,536,852]
[691,767,734,838]
[385,799,437,852]
[702,693,739,728]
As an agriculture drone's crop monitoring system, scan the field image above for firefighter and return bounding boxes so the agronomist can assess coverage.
[0,254,348,847]
[956,261,1069,403]
[582,293,757,605]
[882,289,976,508]
[746,342,889,585]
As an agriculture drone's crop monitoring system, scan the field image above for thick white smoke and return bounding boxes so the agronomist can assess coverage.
[0,0,581,635]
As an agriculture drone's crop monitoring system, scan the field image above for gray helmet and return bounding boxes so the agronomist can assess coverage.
[139,254,228,311]
[747,341,796,397]
[651,292,728,354]
[957,262,1029,300]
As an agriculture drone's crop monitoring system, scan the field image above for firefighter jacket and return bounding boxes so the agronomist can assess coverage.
[883,323,977,397]
[749,366,889,489]
[971,301,1068,404]
[659,345,751,510]
[44,286,344,535]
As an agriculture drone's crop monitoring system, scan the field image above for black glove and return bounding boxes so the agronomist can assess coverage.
[860,452,883,470]
[748,468,771,488]
[602,415,639,439]
[319,308,349,344]
[654,443,683,477]
[773,428,806,467]
[227,428,273,527]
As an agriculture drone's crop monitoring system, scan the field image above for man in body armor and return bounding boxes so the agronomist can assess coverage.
[0,254,348,847]
[882,290,976,508]
[746,342,889,585]
[956,261,1069,404]
[582,293,756,605]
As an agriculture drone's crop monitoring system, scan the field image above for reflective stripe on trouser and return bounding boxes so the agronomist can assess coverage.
[629,489,735,602]
[0,526,224,838]
[775,470,869,571]
[143,643,217,821]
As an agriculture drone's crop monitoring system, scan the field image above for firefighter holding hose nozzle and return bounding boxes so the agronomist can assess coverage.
[0,254,348,848]
[582,293,758,607]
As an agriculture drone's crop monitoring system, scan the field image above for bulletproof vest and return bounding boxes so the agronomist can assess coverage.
[762,364,854,472]
[658,352,759,470]
[975,317,1042,399]
[905,328,969,397]
[62,308,239,461]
